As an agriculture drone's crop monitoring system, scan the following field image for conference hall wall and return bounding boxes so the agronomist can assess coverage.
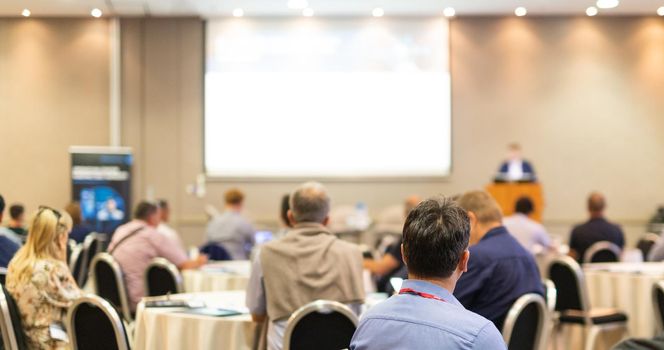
[2,17,663,247]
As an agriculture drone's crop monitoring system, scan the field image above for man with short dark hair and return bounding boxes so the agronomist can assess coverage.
[247,182,365,350]
[109,201,207,310]
[205,188,255,259]
[454,190,543,331]
[351,196,505,350]
[569,192,624,262]
[0,195,21,268]
[7,204,27,238]
[503,196,552,253]
[156,199,185,253]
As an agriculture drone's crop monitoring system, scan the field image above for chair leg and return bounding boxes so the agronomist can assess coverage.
[584,326,601,350]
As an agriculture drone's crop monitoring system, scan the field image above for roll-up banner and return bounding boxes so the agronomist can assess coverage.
[69,146,132,234]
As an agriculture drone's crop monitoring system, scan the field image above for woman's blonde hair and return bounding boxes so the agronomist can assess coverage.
[9,207,73,283]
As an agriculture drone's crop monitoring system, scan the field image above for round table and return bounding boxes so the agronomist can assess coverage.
[134,291,256,350]
[584,262,664,338]
[183,261,251,293]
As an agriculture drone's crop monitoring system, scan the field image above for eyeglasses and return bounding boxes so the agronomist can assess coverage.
[38,206,62,224]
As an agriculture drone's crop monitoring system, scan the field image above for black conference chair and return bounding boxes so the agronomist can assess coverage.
[637,233,659,261]
[144,258,183,297]
[69,244,85,287]
[652,281,664,334]
[583,241,622,263]
[548,256,628,350]
[91,253,133,322]
[0,285,27,350]
[0,269,6,286]
[199,243,232,261]
[502,293,548,350]
[282,300,358,350]
[78,233,104,287]
[66,294,130,350]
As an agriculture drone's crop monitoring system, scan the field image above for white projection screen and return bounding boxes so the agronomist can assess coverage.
[205,17,451,178]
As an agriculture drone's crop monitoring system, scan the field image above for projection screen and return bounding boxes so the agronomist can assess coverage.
[205,17,451,178]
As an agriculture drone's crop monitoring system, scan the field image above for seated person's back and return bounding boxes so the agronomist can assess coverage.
[351,196,505,350]
[6,207,82,350]
[503,197,552,253]
[455,191,543,331]
[247,182,365,350]
[0,196,20,268]
[569,192,625,262]
[205,188,255,260]
[109,201,206,310]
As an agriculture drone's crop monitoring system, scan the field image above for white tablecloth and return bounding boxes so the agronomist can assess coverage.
[183,261,251,293]
[584,262,664,338]
[134,291,255,350]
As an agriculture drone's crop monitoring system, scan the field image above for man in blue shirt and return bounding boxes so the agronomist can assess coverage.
[455,191,544,331]
[0,195,20,268]
[351,196,506,350]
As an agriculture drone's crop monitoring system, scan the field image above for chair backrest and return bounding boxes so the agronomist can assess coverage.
[542,279,557,313]
[90,253,133,322]
[78,233,103,287]
[199,243,232,261]
[583,241,621,263]
[69,245,85,286]
[144,258,183,297]
[653,281,664,333]
[283,300,358,350]
[548,256,590,313]
[0,268,6,286]
[502,293,548,350]
[66,294,130,350]
[0,285,27,350]
[638,233,660,261]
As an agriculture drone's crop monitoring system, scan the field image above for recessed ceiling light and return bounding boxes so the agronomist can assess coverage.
[372,8,385,17]
[21,9,30,17]
[596,0,619,9]
[302,8,314,17]
[443,7,456,17]
[91,8,102,18]
[658,6,664,16]
[515,7,527,17]
[233,8,244,17]
[288,0,309,10]
[586,6,598,16]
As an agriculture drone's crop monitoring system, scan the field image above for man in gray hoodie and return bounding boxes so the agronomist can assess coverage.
[246,182,365,350]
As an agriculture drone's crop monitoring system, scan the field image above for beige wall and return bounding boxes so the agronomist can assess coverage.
[2,17,663,247]
[0,18,110,215]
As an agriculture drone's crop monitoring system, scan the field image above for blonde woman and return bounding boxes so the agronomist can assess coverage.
[6,206,81,350]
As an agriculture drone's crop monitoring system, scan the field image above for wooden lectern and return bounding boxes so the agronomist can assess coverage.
[486,182,544,222]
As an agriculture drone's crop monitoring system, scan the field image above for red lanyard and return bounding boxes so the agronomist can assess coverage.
[399,288,446,302]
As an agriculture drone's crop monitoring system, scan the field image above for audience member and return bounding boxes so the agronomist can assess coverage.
[205,188,255,260]
[568,192,625,262]
[156,199,186,253]
[6,207,80,349]
[454,190,543,330]
[109,201,207,310]
[7,204,28,238]
[274,194,292,238]
[64,201,94,244]
[350,196,505,350]
[247,182,365,350]
[363,195,421,293]
[503,196,552,253]
[0,195,21,268]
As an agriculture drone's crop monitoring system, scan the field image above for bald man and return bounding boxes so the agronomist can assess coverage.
[568,192,625,262]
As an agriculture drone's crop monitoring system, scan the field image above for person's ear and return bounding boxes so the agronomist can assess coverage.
[322,216,330,226]
[400,244,407,266]
[287,210,296,226]
[459,249,470,273]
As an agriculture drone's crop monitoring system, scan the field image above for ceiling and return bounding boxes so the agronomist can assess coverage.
[1,0,664,17]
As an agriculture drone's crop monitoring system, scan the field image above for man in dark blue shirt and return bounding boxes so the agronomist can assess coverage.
[0,195,20,268]
[454,190,544,331]
[569,192,624,263]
